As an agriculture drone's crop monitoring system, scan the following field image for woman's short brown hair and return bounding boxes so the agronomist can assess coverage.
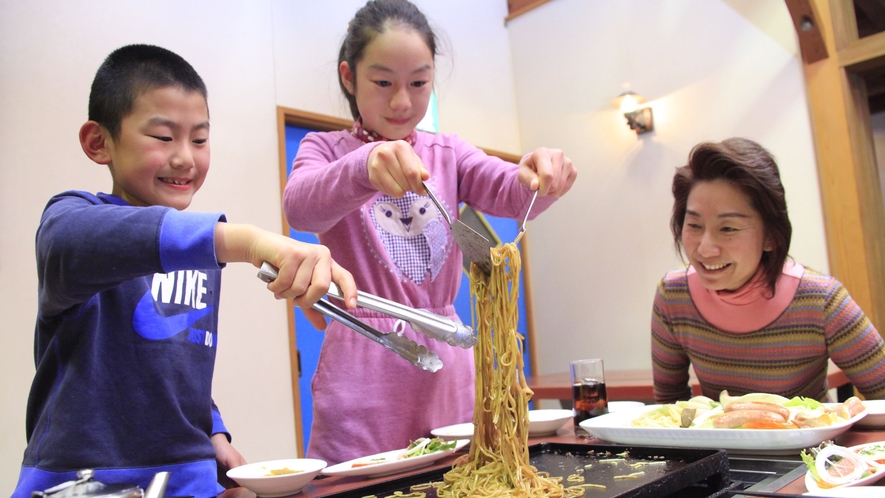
[671,138,791,295]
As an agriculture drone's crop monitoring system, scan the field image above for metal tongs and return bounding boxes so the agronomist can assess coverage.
[423,181,493,275]
[257,263,477,372]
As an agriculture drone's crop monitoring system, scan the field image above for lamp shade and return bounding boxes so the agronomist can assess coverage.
[611,91,646,112]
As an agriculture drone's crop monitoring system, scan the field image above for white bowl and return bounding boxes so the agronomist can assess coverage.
[430,422,474,442]
[226,458,326,497]
[608,401,646,413]
[528,409,573,436]
[854,399,885,428]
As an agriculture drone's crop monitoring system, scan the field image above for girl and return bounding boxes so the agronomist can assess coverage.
[652,138,885,403]
[282,0,576,464]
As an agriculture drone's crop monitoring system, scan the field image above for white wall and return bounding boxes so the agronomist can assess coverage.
[505,0,827,374]
[0,0,518,494]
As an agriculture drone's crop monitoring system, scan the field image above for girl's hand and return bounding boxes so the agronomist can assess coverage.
[367,140,430,197]
[517,147,577,197]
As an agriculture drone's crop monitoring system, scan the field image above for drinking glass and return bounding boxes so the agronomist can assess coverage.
[570,358,608,437]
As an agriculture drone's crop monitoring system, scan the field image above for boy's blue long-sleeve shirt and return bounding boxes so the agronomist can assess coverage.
[14,191,229,498]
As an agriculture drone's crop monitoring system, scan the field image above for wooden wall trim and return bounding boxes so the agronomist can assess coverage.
[506,0,554,22]
[279,106,352,132]
[791,0,885,330]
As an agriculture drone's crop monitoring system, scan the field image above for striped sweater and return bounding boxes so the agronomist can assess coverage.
[652,266,885,403]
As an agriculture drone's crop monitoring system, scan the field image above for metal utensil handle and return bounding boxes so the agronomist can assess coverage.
[257,262,442,372]
[422,181,453,226]
[144,472,170,498]
[327,282,477,349]
[514,189,538,244]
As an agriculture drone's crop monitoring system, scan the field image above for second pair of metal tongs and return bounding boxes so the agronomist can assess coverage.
[423,182,538,275]
[257,263,477,373]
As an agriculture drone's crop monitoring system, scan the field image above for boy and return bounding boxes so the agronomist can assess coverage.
[12,44,356,498]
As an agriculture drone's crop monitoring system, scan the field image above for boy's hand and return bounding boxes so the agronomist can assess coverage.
[367,140,430,198]
[517,147,577,197]
[212,433,246,488]
[214,224,357,330]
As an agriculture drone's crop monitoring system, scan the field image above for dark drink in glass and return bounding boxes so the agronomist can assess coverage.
[573,379,608,435]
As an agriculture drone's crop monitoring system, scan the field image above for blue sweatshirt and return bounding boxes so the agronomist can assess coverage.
[14,191,229,498]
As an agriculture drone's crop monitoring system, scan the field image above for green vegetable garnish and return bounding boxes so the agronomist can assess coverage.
[801,447,822,483]
[785,396,823,410]
[402,437,457,458]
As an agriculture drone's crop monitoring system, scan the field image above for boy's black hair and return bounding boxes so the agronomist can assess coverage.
[88,44,207,139]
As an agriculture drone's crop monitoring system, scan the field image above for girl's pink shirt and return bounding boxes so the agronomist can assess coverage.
[687,261,805,333]
[281,129,556,464]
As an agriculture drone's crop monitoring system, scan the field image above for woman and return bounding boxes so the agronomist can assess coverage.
[651,138,885,403]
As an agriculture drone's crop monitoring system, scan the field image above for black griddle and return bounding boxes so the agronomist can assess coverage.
[320,442,731,498]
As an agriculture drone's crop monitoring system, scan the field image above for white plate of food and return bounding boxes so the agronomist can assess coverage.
[854,400,885,429]
[527,409,573,436]
[226,458,326,497]
[430,422,474,441]
[321,438,470,478]
[803,442,885,493]
[580,394,867,452]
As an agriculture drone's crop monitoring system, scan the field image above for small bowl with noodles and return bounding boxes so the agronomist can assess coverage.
[226,458,326,497]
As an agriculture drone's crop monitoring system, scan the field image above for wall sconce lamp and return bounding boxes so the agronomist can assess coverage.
[611,91,654,134]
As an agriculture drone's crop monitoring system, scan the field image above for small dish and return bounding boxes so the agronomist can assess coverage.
[528,409,573,436]
[803,488,885,497]
[803,463,885,494]
[226,458,326,497]
[802,442,885,494]
[430,422,474,441]
[608,401,646,413]
[321,439,470,478]
[854,400,885,428]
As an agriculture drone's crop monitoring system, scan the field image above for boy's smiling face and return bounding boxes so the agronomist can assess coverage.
[105,86,210,210]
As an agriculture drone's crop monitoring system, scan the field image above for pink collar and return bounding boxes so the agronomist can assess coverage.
[350,119,417,146]
[687,261,804,333]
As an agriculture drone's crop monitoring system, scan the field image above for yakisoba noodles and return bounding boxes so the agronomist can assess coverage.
[438,243,575,497]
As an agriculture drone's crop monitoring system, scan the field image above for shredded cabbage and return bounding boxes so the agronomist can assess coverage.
[785,396,823,410]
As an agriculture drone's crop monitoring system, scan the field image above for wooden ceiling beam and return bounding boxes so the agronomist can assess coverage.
[838,30,885,72]
[785,0,830,63]
[790,0,885,329]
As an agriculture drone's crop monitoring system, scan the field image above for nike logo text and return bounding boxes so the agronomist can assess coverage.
[132,271,214,341]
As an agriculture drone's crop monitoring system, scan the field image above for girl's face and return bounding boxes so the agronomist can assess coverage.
[682,179,773,292]
[340,27,433,140]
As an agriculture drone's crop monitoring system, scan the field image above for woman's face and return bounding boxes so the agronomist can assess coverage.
[682,179,773,292]
[339,27,433,140]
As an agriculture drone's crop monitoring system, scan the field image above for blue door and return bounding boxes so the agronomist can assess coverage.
[283,125,533,455]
